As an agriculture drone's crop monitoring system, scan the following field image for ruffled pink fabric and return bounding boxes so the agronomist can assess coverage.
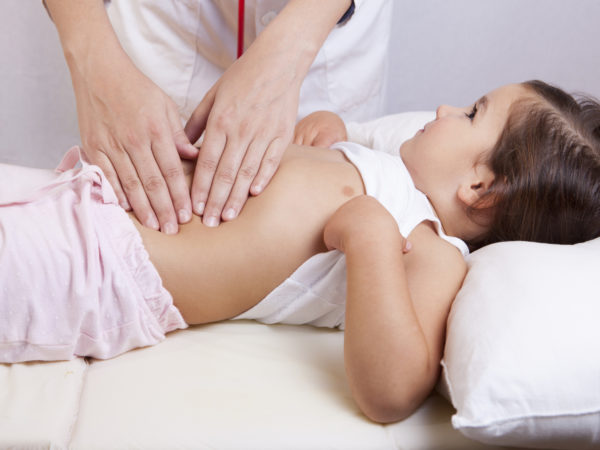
[0,147,187,363]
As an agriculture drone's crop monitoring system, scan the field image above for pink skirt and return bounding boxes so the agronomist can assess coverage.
[0,147,187,363]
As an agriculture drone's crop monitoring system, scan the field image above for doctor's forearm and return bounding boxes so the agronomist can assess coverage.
[44,0,131,79]
[252,0,352,82]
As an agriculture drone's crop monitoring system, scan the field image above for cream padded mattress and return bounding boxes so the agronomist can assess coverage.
[1,321,511,449]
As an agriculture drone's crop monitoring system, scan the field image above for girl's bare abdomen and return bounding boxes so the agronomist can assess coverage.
[130,145,365,324]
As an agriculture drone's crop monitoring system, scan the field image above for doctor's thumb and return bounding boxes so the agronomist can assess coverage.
[174,129,199,160]
[184,89,215,145]
[168,106,199,159]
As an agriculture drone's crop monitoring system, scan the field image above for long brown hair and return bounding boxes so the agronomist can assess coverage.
[467,80,600,251]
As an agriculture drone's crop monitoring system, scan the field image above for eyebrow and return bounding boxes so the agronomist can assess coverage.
[477,95,489,113]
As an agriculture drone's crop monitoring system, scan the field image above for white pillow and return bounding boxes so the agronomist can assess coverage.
[346,111,435,155]
[440,238,600,449]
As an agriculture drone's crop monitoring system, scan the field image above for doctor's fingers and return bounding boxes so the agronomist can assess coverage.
[150,131,193,224]
[85,146,159,230]
[124,133,191,234]
[250,131,290,197]
[220,138,270,222]
[190,129,226,221]
[193,133,250,227]
[199,135,286,226]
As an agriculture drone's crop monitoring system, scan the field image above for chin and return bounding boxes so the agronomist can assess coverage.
[399,140,411,160]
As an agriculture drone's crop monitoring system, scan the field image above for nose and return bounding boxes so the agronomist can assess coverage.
[436,104,464,120]
[436,104,451,119]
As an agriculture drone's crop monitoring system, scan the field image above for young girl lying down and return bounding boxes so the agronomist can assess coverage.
[1,80,599,423]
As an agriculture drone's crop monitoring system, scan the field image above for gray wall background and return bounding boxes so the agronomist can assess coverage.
[1,0,599,168]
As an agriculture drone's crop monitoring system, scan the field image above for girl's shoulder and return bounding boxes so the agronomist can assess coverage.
[404,221,468,304]
[407,220,467,266]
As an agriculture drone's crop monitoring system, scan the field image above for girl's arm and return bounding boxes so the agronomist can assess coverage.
[324,196,466,423]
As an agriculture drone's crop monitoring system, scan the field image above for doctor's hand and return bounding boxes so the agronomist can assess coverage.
[45,0,198,234]
[184,49,301,227]
[183,0,353,227]
[294,111,348,148]
[75,60,199,234]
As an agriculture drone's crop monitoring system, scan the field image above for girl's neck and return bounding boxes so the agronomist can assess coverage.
[428,195,488,243]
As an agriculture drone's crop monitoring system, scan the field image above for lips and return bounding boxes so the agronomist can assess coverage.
[420,119,436,134]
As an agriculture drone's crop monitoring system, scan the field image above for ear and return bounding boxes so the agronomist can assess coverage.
[457,165,496,209]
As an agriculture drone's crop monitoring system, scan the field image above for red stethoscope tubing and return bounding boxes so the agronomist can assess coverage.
[237,0,245,58]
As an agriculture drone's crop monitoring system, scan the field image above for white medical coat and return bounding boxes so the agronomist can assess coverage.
[105,0,392,122]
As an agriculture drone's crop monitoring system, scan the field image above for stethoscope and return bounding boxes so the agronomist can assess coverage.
[237,0,245,58]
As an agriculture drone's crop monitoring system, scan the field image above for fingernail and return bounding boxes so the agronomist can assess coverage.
[251,183,263,195]
[223,208,236,221]
[121,200,131,211]
[178,209,191,223]
[195,202,205,215]
[204,216,219,227]
[405,240,412,252]
[163,222,178,235]
[147,216,160,230]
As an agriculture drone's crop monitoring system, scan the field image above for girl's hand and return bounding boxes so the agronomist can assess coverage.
[324,196,411,254]
[293,111,348,147]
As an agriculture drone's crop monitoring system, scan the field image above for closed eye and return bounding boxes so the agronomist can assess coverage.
[466,103,478,121]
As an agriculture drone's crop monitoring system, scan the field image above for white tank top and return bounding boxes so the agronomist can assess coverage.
[234,142,469,329]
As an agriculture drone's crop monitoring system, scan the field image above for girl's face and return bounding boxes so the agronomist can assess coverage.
[400,84,529,198]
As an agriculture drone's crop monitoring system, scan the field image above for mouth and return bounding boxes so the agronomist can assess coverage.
[419,119,435,135]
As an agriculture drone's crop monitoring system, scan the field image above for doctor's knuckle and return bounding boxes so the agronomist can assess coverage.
[212,111,234,131]
[237,118,253,140]
[261,155,280,172]
[121,176,142,193]
[146,120,164,139]
[123,129,143,149]
[198,158,219,173]
[84,137,102,153]
[255,128,270,142]
[143,175,165,192]
[163,165,184,181]
[215,167,236,185]
[238,163,258,180]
